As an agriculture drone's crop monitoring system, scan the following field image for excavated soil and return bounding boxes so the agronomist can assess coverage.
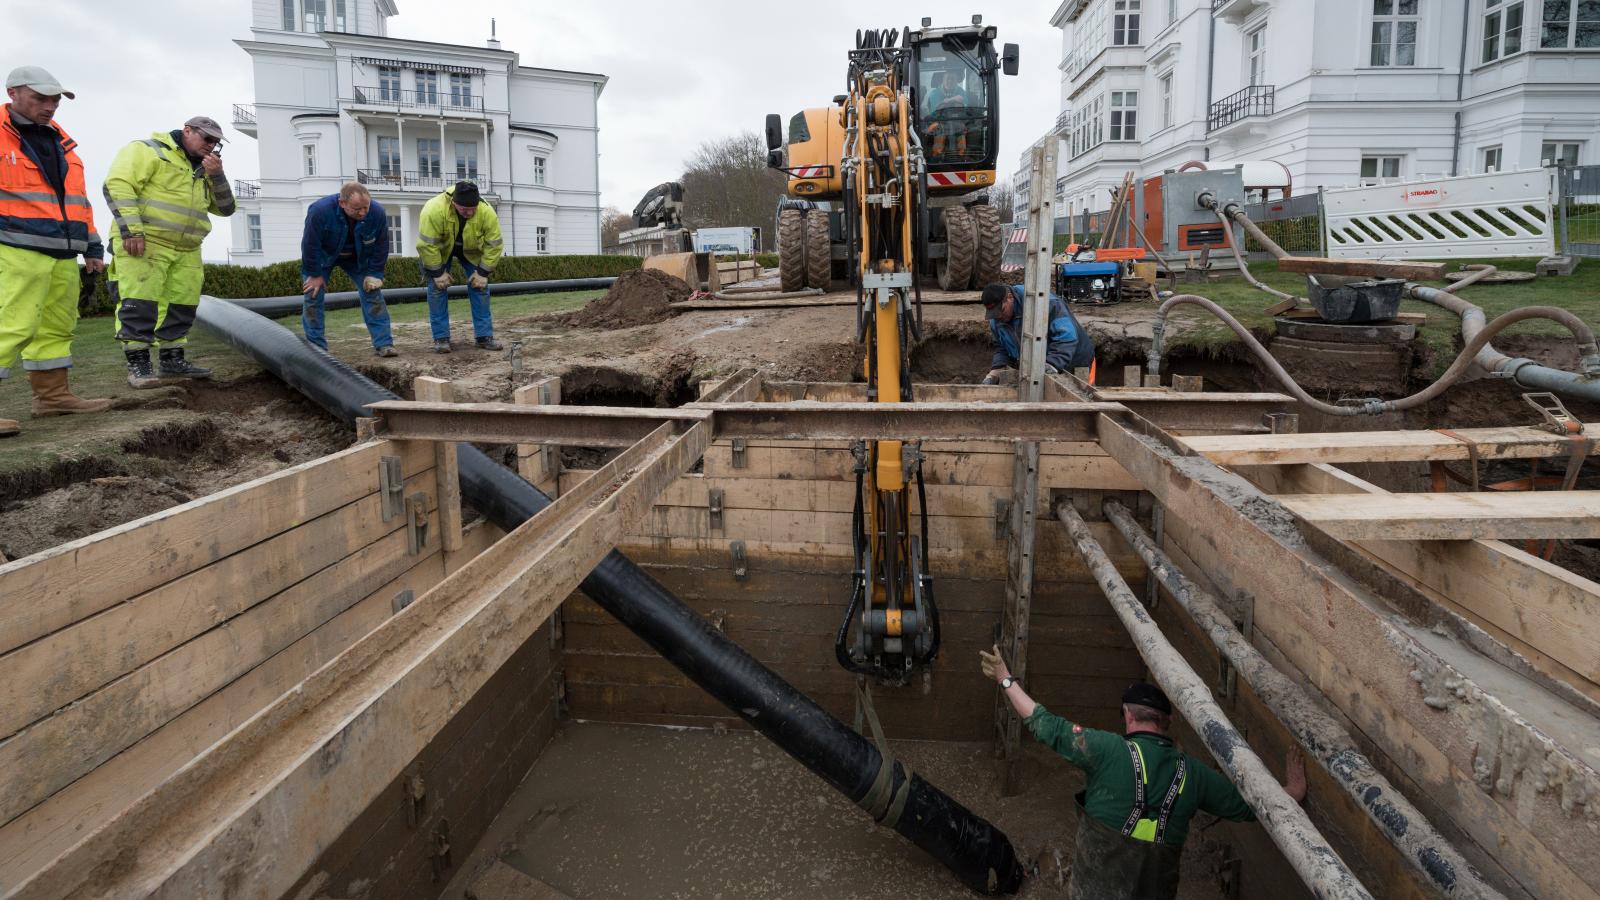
[565,269,691,329]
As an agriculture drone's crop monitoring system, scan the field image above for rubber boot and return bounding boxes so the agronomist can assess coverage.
[159,347,212,379]
[29,368,113,417]
[125,348,161,389]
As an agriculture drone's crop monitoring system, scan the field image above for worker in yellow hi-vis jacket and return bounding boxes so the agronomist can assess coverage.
[416,180,503,354]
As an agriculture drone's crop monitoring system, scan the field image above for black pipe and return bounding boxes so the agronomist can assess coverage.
[194,296,1025,896]
[229,277,619,319]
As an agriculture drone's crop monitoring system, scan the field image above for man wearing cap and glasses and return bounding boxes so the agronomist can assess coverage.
[982,645,1306,898]
[416,180,504,354]
[979,281,1095,386]
[103,114,236,387]
[0,66,113,437]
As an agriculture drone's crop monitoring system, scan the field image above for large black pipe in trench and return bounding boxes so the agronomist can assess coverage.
[194,296,1026,895]
[227,276,620,319]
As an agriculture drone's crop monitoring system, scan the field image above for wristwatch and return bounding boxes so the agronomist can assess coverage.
[999,676,1016,690]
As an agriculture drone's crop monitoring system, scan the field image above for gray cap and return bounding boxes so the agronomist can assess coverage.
[184,115,225,142]
[6,66,74,99]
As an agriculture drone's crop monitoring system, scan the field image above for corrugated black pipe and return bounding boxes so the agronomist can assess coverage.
[229,277,619,319]
[193,296,1026,896]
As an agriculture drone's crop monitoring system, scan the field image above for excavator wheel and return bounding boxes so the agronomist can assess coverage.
[804,208,833,291]
[970,204,1003,290]
[777,208,807,293]
[937,205,974,292]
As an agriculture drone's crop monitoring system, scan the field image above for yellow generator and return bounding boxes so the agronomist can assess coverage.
[764,17,1018,293]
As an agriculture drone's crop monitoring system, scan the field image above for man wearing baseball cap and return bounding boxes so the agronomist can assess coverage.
[0,66,113,437]
[979,281,1095,386]
[416,180,504,353]
[982,646,1307,898]
[103,114,236,387]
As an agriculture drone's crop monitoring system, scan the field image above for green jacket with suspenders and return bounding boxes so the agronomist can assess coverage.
[1025,704,1256,899]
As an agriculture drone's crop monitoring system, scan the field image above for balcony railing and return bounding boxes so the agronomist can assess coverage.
[1208,84,1274,131]
[234,179,260,199]
[1054,110,1070,134]
[232,103,256,126]
[357,168,480,191]
[350,87,484,113]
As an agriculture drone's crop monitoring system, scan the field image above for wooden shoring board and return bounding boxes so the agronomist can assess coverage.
[697,442,1139,489]
[1098,412,1600,900]
[513,376,563,496]
[0,499,442,832]
[627,472,1128,517]
[1273,256,1447,279]
[1276,491,1600,541]
[0,465,438,744]
[13,419,708,899]
[413,377,463,552]
[0,439,434,656]
[1185,426,1600,466]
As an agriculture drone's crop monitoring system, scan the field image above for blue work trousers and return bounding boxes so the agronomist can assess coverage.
[303,260,393,350]
[423,259,494,342]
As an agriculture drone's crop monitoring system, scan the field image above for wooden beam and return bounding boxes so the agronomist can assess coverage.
[689,368,762,404]
[1274,256,1447,280]
[514,377,562,496]
[414,376,463,553]
[13,420,709,898]
[1277,491,1600,541]
[1185,427,1598,466]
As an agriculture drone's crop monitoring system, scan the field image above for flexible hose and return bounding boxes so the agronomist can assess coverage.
[1148,294,1600,415]
[228,277,619,319]
[709,288,824,301]
[1409,280,1600,403]
[1212,207,1296,303]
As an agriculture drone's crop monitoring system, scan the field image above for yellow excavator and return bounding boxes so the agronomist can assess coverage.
[764,16,1018,295]
[765,22,1016,685]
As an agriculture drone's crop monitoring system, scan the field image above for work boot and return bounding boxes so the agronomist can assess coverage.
[159,347,212,379]
[375,345,398,358]
[475,336,503,351]
[0,416,18,438]
[125,348,161,389]
[433,339,452,354]
[29,369,113,416]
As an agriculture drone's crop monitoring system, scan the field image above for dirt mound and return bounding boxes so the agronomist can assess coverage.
[0,476,193,562]
[566,269,690,329]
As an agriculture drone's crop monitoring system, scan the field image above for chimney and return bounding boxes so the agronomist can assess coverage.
[486,18,501,50]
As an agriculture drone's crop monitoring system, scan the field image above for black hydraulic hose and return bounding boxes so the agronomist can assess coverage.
[916,467,940,663]
[228,277,619,320]
[193,296,1024,896]
[838,461,875,676]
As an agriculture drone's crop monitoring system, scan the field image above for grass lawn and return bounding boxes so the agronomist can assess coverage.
[0,289,603,483]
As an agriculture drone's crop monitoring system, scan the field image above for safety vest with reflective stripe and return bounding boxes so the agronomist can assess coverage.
[416,188,503,275]
[103,131,234,252]
[0,105,100,258]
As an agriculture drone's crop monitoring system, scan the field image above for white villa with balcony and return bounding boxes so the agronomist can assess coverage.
[227,0,607,266]
[1014,0,1599,219]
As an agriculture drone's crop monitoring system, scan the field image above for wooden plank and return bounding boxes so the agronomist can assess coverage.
[1274,256,1447,280]
[1186,427,1598,466]
[1277,491,1600,541]
[646,474,1065,519]
[698,444,1139,489]
[414,377,463,552]
[514,376,562,495]
[0,439,433,657]
[14,421,709,898]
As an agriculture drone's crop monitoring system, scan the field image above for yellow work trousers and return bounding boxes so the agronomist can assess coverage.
[0,243,80,380]
[110,236,204,347]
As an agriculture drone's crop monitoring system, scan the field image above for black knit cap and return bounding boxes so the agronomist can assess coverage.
[981,283,1009,307]
[452,181,480,206]
[1122,681,1172,715]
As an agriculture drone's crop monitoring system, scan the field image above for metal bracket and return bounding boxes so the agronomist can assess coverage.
[730,540,748,581]
[708,488,725,531]
[392,589,415,614]
[730,438,748,469]
[550,606,564,649]
[710,609,727,632]
[404,766,426,827]
[900,442,924,477]
[1220,591,1255,703]
[553,672,569,719]
[994,498,1011,540]
[508,339,524,380]
[380,455,404,521]
[406,493,429,555]
[429,819,452,882]
[862,272,913,288]
[1263,412,1300,434]
[1524,391,1584,434]
[1219,851,1243,900]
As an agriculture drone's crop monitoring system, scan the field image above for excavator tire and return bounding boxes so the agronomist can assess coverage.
[778,208,807,293]
[970,204,1003,290]
[804,208,832,291]
[937,205,974,292]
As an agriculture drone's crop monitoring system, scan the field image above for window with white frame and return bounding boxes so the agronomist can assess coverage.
[281,0,344,32]
[1069,94,1106,157]
[1360,154,1402,184]
[448,73,473,108]
[1109,91,1138,141]
[1064,2,1110,76]
[301,0,325,32]
[536,226,549,254]
[1159,72,1174,129]
[533,154,548,185]
[1481,146,1503,172]
[415,70,438,105]
[1541,0,1600,48]
[417,138,441,178]
[454,141,479,180]
[247,214,262,252]
[281,0,295,30]
[378,66,401,101]
[1113,0,1142,45]
[302,144,317,177]
[1168,0,1179,28]
[1247,25,1268,85]
[1371,0,1420,65]
[377,136,400,177]
[387,211,403,250]
[1483,0,1526,62]
[1542,141,1583,166]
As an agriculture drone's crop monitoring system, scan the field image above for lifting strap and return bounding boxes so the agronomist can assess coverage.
[1120,740,1187,844]
[854,679,913,829]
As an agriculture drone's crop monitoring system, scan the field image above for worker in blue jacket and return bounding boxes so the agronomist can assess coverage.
[300,182,394,355]
[981,282,1095,384]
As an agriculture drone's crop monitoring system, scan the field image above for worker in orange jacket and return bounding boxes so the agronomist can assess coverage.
[0,66,111,438]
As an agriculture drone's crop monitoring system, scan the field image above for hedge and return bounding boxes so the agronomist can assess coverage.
[78,253,642,316]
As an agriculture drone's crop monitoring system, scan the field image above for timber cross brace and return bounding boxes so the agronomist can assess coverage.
[3,365,1598,899]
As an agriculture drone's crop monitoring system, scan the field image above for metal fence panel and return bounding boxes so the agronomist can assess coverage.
[1559,165,1600,259]
[1322,170,1555,259]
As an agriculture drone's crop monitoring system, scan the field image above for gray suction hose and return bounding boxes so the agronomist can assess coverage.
[1213,206,1296,303]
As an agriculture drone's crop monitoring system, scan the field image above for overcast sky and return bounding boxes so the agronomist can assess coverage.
[2,1,1064,262]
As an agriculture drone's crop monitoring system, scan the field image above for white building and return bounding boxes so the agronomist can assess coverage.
[1015,0,1600,219]
[228,0,607,266]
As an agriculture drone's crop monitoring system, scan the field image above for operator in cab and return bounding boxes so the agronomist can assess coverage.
[979,282,1095,385]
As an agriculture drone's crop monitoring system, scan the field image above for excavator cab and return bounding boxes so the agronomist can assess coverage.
[906,18,1017,181]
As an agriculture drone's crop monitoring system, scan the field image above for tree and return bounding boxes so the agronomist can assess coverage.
[679,131,788,251]
[599,205,633,251]
[987,182,1015,224]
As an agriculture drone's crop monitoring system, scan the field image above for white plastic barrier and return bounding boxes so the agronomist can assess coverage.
[1323,169,1554,260]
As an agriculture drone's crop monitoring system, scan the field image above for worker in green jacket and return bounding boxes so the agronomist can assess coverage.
[981,645,1306,899]
[416,181,503,353]
[104,116,235,387]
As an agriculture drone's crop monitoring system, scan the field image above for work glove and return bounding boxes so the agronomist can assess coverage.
[979,644,1010,683]
[468,272,489,290]
[362,276,383,293]
[981,374,999,386]
[432,272,453,290]
[1044,364,1060,375]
